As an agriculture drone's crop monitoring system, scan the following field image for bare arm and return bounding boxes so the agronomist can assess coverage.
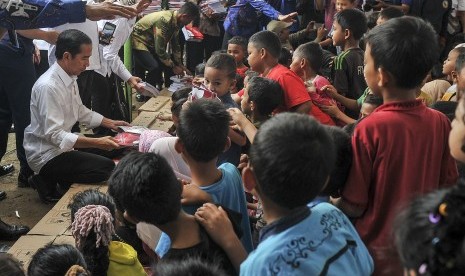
[16,29,59,44]
[74,135,120,150]
[228,108,258,143]
[291,101,312,114]
[322,85,359,111]
[195,203,248,272]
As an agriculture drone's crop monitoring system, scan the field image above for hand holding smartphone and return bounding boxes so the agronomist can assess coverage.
[99,22,117,45]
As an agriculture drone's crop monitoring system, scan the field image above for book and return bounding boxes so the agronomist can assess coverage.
[117,126,149,135]
[140,82,161,97]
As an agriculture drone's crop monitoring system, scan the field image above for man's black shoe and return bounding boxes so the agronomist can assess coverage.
[0,219,29,241]
[17,168,34,188]
[28,175,60,204]
[0,191,5,201]
[0,164,14,177]
[0,243,11,253]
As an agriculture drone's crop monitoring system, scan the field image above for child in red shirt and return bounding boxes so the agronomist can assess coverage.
[247,31,335,125]
[333,17,458,276]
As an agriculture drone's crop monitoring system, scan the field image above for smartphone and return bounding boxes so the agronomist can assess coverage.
[99,22,117,45]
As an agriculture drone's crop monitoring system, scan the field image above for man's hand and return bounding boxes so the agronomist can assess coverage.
[33,44,41,65]
[96,136,120,151]
[172,65,184,75]
[316,26,328,41]
[101,117,131,131]
[128,76,144,91]
[135,0,152,13]
[85,1,138,21]
[277,12,298,23]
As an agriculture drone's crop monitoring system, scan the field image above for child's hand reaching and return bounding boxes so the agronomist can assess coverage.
[195,203,237,248]
[321,84,339,98]
[319,103,342,118]
[181,183,213,205]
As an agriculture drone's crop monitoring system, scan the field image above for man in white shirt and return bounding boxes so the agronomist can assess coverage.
[24,29,129,204]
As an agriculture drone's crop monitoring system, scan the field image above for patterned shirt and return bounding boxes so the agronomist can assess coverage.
[0,0,86,30]
[131,10,182,67]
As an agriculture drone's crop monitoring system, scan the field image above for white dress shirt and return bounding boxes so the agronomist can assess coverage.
[48,19,101,70]
[95,17,136,81]
[24,63,104,173]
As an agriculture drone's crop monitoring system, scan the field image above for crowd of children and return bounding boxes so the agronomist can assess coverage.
[5,0,465,275]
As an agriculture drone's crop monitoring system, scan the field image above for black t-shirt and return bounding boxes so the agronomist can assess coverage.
[409,0,451,35]
[162,224,237,275]
[332,48,367,119]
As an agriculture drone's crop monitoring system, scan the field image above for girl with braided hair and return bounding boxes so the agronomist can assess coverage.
[68,189,147,276]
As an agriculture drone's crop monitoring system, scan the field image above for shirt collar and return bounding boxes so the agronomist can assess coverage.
[259,206,310,243]
[53,62,78,88]
[375,99,424,112]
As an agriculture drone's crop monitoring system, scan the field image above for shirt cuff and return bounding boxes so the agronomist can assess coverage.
[89,112,104,129]
[120,69,132,82]
[60,132,79,151]
[63,0,87,24]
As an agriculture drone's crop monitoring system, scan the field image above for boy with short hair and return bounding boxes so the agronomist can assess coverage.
[247,30,335,126]
[331,8,368,119]
[196,113,374,275]
[204,53,246,165]
[108,152,237,274]
[227,36,249,78]
[334,17,458,275]
[176,99,253,253]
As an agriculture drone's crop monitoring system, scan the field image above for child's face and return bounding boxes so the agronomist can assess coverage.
[227,43,246,65]
[204,67,235,96]
[336,0,356,12]
[359,103,377,118]
[279,28,290,42]
[289,56,304,77]
[449,99,465,162]
[363,44,380,95]
[443,49,460,76]
[240,87,252,115]
[331,20,345,46]
[247,43,265,73]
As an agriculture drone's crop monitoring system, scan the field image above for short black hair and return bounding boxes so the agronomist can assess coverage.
[171,88,190,118]
[455,51,465,73]
[379,7,403,21]
[108,152,182,225]
[320,126,352,197]
[28,244,88,276]
[55,29,92,60]
[178,1,200,19]
[334,8,368,40]
[205,53,237,79]
[366,11,379,29]
[394,182,465,274]
[246,76,283,116]
[278,47,292,67]
[195,63,206,77]
[0,254,25,276]
[249,30,282,59]
[363,93,383,106]
[294,42,324,73]
[250,113,336,209]
[68,189,116,222]
[228,36,248,52]
[177,99,230,162]
[245,69,259,80]
[366,16,439,90]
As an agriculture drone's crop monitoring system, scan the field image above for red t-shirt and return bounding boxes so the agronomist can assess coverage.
[265,64,335,126]
[342,100,458,276]
[236,66,249,78]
